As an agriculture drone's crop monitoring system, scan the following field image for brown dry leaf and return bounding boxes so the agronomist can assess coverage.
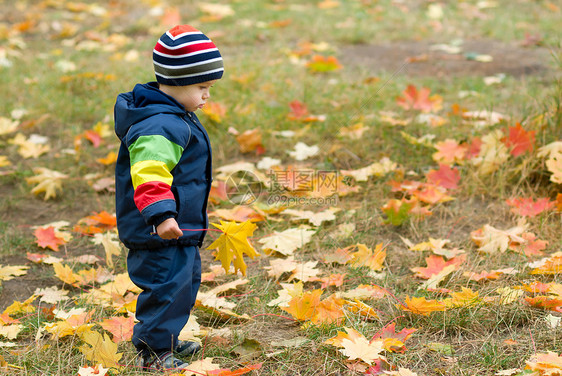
[236,128,263,153]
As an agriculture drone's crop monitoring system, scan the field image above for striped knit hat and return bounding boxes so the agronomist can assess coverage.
[153,25,224,86]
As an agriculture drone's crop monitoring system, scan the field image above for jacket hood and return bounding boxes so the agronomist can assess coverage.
[114,82,186,140]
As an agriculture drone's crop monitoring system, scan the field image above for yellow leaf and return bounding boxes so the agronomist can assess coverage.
[207,221,258,275]
[546,152,562,184]
[53,262,78,285]
[349,243,386,271]
[78,329,122,369]
[0,265,29,282]
[281,289,323,321]
[2,296,37,316]
[9,133,50,158]
[0,117,19,135]
[0,325,23,340]
[25,167,68,200]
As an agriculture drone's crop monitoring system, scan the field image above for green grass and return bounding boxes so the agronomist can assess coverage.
[1,0,562,375]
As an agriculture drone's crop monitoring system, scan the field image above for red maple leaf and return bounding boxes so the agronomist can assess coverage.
[372,322,417,343]
[411,254,466,279]
[426,164,461,190]
[502,123,536,157]
[396,84,442,113]
[83,130,102,148]
[34,226,66,252]
[466,137,482,159]
[288,100,309,119]
[505,197,555,217]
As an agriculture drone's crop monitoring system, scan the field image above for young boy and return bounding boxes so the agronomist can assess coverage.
[114,24,223,370]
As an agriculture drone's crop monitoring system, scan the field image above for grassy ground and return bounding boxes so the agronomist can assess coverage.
[0,0,561,375]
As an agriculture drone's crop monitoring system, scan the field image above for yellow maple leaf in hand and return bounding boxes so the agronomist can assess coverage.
[207,221,258,276]
[78,329,122,369]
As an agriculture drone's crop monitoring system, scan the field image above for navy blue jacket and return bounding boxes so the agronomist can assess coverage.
[114,82,212,250]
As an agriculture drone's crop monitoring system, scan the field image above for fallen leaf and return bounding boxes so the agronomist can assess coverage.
[25,167,68,200]
[306,55,342,73]
[505,197,555,217]
[396,85,443,113]
[258,227,315,256]
[99,316,134,343]
[207,221,259,276]
[35,226,67,251]
[501,123,535,157]
[78,329,122,369]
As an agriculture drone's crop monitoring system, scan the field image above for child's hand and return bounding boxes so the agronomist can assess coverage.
[156,218,183,239]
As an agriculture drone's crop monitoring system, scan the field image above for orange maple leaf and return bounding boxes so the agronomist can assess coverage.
[208,363,262,376]
[201,101,227,123]
[432,139,467,165]
[400,296,447,316]
[310,294,346,324]
[34,226,66,252]
[99,316,134,343]
[281,289,323,321]
[526,351,562,373]
[348,243,386,271]
[524,296,562,312]
[235,128,264,154]
[396,85,443,113]
[411,254,465,279]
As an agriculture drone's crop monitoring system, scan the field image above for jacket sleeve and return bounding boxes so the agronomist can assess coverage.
[127,133,184,226]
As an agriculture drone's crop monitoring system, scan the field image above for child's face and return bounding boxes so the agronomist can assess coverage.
[161,80,217,112]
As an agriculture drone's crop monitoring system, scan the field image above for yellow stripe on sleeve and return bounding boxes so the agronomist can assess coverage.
[130,160,174,189]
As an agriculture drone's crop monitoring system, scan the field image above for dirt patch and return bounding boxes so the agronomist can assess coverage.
[340,39,554,77]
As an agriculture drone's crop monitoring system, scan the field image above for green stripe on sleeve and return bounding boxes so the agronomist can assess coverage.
[129,135,184,170]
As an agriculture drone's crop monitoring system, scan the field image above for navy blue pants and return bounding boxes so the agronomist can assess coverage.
[127,245,201,355]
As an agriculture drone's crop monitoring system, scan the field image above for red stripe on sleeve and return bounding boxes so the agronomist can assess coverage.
[134,181,175,212]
